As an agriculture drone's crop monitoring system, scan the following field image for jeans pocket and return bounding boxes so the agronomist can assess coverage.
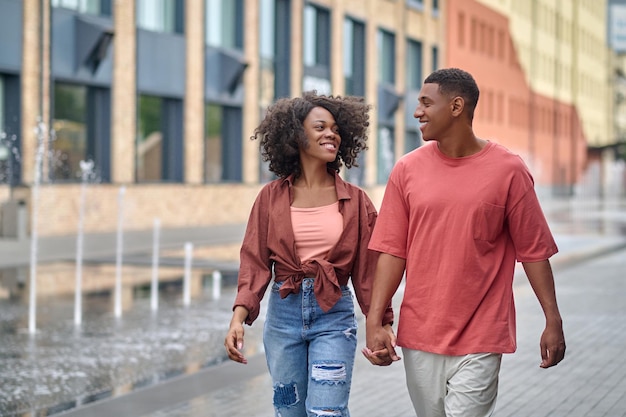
[271,280,284,293]
[340,285,352,297]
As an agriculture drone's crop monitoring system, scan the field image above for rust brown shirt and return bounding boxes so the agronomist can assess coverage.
[234,171,394,326]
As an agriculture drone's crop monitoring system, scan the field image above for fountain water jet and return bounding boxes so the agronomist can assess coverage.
[211,270,222,300]
[28,119,46,334]
[151,218,160,311]
[183,242,193,306]
[74,160,94,326]
[114,186,126,318]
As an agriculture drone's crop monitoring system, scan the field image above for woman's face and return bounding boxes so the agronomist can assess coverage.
[300,106,341,164]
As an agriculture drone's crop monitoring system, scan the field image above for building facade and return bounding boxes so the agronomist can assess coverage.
[0,0,443,237]
[0,0,622,238]
[447,0,619,197]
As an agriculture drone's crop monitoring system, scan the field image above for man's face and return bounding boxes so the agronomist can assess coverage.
[413,83,454,142]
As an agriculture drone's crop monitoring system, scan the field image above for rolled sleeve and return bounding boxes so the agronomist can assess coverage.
[233,189,273,325]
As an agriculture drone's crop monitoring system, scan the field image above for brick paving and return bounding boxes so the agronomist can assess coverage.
[2,197,625,417]
[56,242,626,417]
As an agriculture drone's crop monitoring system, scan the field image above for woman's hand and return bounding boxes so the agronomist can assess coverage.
[362,323,401,366]
[224,306,250,364]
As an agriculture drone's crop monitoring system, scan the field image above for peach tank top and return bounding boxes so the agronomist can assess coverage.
[290,202,343,262]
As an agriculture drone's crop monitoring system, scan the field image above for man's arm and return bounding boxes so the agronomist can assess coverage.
[522,259,566,368]
[364,253,406,366]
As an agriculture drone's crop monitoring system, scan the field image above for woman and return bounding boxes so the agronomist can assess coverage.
[224,91,394,416]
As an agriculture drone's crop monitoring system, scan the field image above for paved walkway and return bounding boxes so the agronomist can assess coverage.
[54,236,626,417]
[2,196,626,416]
[0,223,247,269]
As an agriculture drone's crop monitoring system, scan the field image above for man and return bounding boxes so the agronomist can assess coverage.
[363,68,566,417]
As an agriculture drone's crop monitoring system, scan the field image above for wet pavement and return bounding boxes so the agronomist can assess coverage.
[0,272,264,416]
[0,196,625,416]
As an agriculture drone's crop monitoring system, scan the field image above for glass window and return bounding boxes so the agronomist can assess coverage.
[51,83,111,182]
[304,6,316,67]
[406,0,424,11]
[303,4,331,67]
[378,29,395,84]
[204,103,223,182]
[259,0,275,60]
[206,0,243,49]
[136,95,163,182]
[0,75,4,132]
[344,18,366,96]
[343,20,354,85]
[52,0,105,14]
[407,39,423,90]
[405,130,421,153]
[259,0,276,115]
[0,75,6,183]
[137,0,182,34]
[52,83,87,181]
[432,45,439,72]
[377,126,395,184]
[0,75,21,185]
[303,4,331,94]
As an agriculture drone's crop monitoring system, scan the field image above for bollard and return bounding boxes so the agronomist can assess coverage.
[212,270,222,299]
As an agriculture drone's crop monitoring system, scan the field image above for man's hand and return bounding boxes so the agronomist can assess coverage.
[362,324,401,366]
[522,260,566,369]
[539,321,566,368]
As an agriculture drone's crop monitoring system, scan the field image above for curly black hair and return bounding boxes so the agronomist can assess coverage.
[253,91,371,179]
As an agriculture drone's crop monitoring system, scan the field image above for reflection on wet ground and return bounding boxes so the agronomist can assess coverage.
[0,256,246,417]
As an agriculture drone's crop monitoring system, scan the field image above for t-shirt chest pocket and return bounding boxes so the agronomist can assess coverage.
[473,201,506,241]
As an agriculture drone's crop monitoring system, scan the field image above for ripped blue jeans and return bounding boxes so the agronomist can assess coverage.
[264,278,357,417]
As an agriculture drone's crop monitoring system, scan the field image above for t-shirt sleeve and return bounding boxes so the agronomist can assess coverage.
[368,171,410,259]
[506,171,558,262]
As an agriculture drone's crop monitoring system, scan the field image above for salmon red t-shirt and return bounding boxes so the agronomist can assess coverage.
[368,141,558,355]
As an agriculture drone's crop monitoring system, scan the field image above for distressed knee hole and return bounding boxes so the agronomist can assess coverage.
[311,362,347,384]
[312,408,343,416]
[272,382,299,408]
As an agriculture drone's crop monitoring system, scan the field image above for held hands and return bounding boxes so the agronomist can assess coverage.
[362,324,401,366]
[224,321,248,364]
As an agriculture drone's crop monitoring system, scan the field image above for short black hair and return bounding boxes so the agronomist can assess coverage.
[424,68,480,119]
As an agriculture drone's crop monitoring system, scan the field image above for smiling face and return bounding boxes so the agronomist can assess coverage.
[300,106,341,165]
[413,83,455,142]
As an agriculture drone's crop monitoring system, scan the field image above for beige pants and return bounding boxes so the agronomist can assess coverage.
[402,348,502,417]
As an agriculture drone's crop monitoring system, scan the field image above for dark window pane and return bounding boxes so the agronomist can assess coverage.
[407,39,423,90]
[377,126,395,184]
[204,103,223,182]
[52,83,87,181]
[137,95,163,181]
[379,30,395,84]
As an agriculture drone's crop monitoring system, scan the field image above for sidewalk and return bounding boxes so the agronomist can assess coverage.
[53,230,626,417]
[0,223,247,269]
[2,197,626,416]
